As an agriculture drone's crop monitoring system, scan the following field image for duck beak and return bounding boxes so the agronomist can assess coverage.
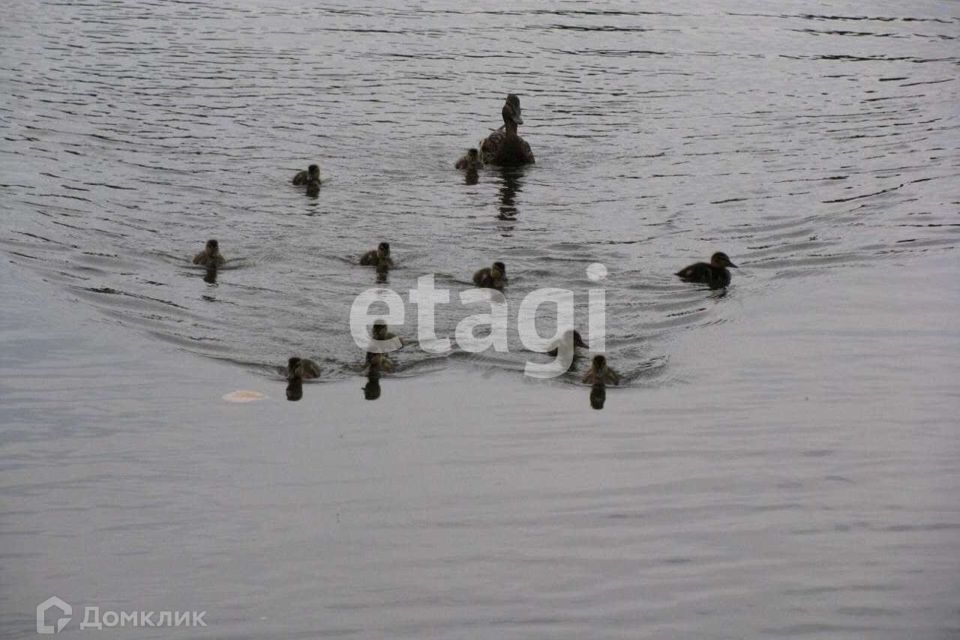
[509,106,523,126]
[574,334,588,349]
[728,261,738,268]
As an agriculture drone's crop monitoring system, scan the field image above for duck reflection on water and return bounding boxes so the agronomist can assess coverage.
[203,265,218,284]
[286,377,303,401]
[363,371,382,400]
[589,385,606,410]
[584,355,620,410]
[362,353,394,401]
[497,165,524,221]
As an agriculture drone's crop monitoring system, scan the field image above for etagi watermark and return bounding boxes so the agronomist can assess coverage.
[350,263,609,378]
[36,596,206,634]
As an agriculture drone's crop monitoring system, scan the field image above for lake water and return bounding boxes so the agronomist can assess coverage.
[1,1,959,638]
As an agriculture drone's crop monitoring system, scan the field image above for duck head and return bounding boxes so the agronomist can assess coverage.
[592,354,607,370]
[466,148,482,171]
[572,330,588,349]
[377,242,391,260]
[547,329,588,358]
[307,164,320,180]
[492,261,506,279]
[205,239,220,255]
[503,94,523,126]
[710,252,737,269]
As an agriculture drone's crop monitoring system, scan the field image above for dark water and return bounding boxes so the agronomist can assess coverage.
[2,0,957,380]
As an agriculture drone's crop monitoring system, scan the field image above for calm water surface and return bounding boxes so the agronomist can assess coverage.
[1,0,959,638]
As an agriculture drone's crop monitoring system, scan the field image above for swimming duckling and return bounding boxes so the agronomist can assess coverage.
[473,261,507,290]
[371,319,397,342]
[583,355,621,387]
[292,164,321,186]
[365,320,402,363]
[479,95,535,166]
[546,329,589,357]
[455,148,483,171]
[676,252,738,288]
[286,356,321,381]
[360,242,395,270]
[192,239,225,267]
[284,357,319,402]
[366,353,394,376]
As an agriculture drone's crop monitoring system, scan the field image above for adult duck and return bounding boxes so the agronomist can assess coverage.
[480,94,535,166]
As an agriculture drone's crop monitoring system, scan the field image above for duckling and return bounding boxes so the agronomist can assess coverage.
[192,239,225,267]
[359,242,395,270]
[479,94,535,166]
[366,353,394,375]
[455,148,483,171]
[292,164,321,186]
[285,356,319,401]
[365,320,402,363]
[583,355,621,387]
[473,261,507,290]
[676,251,738,288]
[547,329,589,357]
[371,319,397,342]
[286,356,321,381]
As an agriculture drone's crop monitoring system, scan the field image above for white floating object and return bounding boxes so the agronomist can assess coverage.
[222,390,267,403]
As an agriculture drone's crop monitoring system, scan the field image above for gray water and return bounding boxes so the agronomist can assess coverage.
[2,0,960,638]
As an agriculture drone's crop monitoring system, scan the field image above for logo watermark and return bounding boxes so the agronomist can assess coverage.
[350,263,609,378]
[36,597,206,633]
[36,597,71,634]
